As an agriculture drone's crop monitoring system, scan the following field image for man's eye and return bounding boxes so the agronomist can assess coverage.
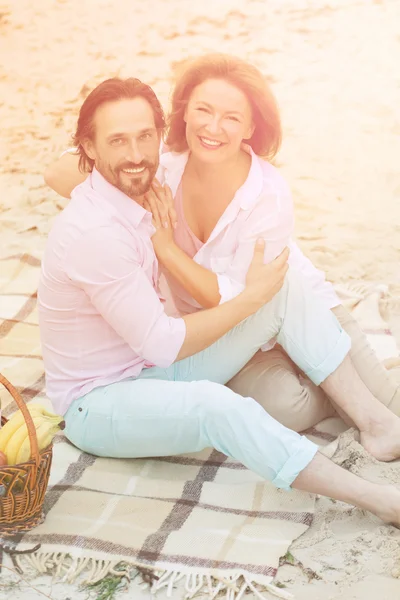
[140,132,152,141]
[110,138,124,146]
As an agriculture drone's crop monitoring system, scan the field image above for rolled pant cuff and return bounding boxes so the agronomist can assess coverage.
[305,330,351,386]
[271,438,319,491]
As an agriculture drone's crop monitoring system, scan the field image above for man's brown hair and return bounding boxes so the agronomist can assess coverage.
[73,77,166,172]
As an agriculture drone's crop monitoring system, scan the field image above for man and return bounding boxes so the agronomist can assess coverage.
[38,77,400,525]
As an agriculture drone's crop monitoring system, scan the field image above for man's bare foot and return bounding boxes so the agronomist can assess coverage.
[292,451,400,526]
[360,419,400,462]
[371,485,400,526]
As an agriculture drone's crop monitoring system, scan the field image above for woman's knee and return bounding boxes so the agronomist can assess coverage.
[263,382,335,432]
[229,358,335,432]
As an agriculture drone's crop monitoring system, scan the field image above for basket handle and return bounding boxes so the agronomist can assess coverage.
[0,373,40,467]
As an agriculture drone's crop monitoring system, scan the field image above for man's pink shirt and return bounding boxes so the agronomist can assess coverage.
[38,168,186,415]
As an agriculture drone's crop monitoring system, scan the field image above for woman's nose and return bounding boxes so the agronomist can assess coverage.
[206,116,222,136]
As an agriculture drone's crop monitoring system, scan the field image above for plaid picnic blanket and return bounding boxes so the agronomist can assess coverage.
[1,254,399,600]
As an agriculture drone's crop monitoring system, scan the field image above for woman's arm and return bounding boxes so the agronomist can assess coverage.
[158,242,221,308]
[44,151,89,197]
[146,177,294,309]
[144,183,221,308]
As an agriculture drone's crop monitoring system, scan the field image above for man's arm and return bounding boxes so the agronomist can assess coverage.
[66,228,288,365]
[178,241,289,359]
[66,226,186,367]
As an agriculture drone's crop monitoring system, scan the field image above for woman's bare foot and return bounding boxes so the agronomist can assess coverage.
[360,418,400,462]
[320,355,400,462]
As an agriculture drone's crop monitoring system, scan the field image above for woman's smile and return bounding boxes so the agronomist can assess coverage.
[197,135,226,150]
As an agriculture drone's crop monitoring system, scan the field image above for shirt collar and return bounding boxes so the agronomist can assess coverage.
[158,144,264,211]
[234,144,264,210]
[88,167,149,228]
[158,150,190,197]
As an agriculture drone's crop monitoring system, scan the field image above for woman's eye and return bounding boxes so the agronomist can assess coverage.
[227,116,239,122]
[196,107,209,113]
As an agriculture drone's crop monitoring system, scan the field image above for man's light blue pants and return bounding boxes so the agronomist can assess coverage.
[64,269,351,490]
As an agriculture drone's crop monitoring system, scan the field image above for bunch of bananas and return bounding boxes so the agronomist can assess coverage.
[0,403,65,466]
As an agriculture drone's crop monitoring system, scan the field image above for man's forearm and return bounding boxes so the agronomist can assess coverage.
[175,293,254,361]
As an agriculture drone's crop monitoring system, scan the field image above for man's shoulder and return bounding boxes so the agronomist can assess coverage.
[47,194,108,247]
[48,209,135,254]
[42,219,141,288]
[44,192,139,272]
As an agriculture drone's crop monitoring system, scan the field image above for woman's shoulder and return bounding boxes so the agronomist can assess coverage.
[255,155,291,197]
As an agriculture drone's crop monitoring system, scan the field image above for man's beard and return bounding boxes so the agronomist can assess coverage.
[98,159,158,199]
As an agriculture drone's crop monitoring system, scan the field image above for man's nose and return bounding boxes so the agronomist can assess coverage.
[125,141,143,164]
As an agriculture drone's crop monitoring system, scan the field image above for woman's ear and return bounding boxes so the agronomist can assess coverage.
[183,106,188,124]
[245,121,256,140]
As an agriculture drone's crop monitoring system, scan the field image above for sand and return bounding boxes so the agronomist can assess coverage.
[1,0,400,598]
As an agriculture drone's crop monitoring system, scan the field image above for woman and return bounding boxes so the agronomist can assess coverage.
[44,54,400,433]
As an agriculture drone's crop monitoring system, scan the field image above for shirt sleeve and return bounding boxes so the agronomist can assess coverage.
[216,177,295,304]
[64,225,186,367]
[287,241,340,308]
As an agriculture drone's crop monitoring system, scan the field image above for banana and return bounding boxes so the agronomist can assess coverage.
[15,419,61,464]
[0,403,47,452]
[3,415,44,465]
[2,411,64,466]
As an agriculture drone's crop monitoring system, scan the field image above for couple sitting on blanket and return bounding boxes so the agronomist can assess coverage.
[40,53,400,525]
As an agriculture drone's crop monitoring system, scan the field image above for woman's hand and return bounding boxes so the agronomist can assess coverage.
[144,180,177,259]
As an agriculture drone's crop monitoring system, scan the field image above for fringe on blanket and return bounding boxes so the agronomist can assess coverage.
[12,552,294,600]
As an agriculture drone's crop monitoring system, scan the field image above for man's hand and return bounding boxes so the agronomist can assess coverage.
[242,239,289,312]
[144,181,177,259]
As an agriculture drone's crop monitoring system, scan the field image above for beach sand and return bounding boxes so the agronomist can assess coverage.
[1,0,400,598]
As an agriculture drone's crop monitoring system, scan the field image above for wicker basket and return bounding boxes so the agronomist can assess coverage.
[0,373,53,536]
